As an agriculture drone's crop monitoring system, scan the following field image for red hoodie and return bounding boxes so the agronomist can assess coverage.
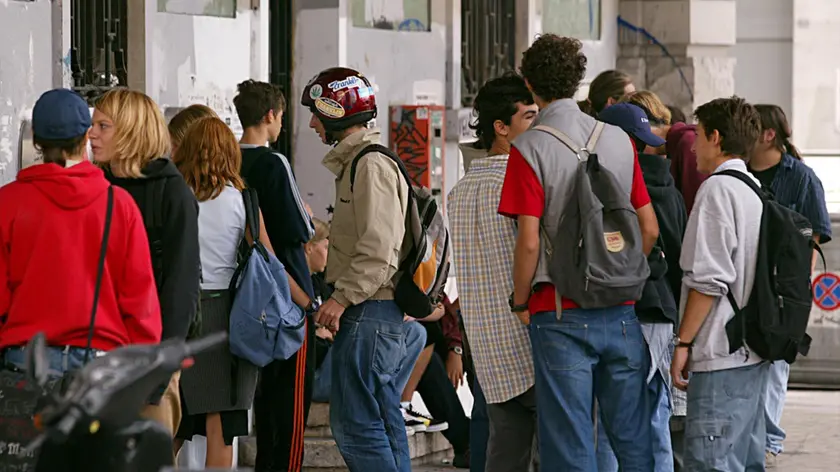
[0,161,161,350]
[666,122,708,214]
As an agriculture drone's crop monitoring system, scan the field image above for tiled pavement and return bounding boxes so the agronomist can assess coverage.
[414,389,840,471]
[775,389,840,471]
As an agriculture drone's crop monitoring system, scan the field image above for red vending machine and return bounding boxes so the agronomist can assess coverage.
[389,105,446,210]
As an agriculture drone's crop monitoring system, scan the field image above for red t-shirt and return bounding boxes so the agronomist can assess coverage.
[497,139,651,314]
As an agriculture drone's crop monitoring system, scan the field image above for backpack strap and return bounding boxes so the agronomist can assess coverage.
[241,187,261,244]
[712,169,766,201]
[533,122,605,161]
[349,144,415,197]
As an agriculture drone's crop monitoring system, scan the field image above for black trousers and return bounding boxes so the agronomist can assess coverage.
[417,321,471,454]
[254,316,316,472]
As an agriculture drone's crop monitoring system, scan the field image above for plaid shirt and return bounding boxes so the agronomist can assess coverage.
[448,154,535,404]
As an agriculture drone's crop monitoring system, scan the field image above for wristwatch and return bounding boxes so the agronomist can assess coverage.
[450,346,464,356]
[673,334,693,349]
[508,292,529,313]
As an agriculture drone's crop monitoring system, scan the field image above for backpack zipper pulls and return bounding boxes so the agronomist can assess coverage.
[585,277,590,291]
[778,296,784,309]
[260,312,270,339]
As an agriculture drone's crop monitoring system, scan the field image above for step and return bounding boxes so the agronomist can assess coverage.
[238,403,454,469]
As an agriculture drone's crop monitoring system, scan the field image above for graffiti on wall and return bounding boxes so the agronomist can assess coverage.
[390,107,428,188]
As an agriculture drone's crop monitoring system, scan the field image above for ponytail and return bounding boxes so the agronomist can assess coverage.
[784,138,802,160]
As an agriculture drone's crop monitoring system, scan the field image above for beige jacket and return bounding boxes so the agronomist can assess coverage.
[322,128,409,307]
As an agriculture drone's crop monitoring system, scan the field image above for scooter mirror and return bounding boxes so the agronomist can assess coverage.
[24,332,51,388]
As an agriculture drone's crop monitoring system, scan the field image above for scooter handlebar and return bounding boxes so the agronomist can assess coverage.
[184,332,228,358]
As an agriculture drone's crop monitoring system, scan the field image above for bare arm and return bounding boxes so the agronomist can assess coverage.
[513,215,541,307]
[636,203,660,256]
[247,210,311,310]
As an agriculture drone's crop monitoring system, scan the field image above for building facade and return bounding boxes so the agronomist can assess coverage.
[1,0,837,216]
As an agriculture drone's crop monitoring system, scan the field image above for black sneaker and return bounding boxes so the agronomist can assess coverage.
[405,406,448,433]
[402,407,426,434]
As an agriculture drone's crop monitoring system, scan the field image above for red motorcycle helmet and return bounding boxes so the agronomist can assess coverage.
[301,67,377,132]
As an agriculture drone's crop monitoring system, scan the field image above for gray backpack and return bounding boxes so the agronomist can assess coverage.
[534,122,650,308]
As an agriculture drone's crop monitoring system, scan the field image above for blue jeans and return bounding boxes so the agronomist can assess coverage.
[313,320,424,403]
[529,306,653,471]
[764,361,789,455]
[3,345,103,377]
[597,370,674,472]
[470,375,490,472]
[684,362,770,471]
[329,301,425,472]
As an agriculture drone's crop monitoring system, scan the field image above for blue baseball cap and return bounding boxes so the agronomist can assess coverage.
[32,89,91,140]
[598,103,666,147]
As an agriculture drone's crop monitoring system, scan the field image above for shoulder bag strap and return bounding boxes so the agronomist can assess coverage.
[84,186,114,364]
[241,187,260,244]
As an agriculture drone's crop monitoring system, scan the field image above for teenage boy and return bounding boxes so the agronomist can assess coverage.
[498,34,660,470]
[448,73,539,472]
[599,102,688,472]
[300,67,425,472]
[669,96,768,471]
[233,79,314,472]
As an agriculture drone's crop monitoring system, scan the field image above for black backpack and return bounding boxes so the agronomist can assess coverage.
[714,170,823,364]
[349,144,451,319]
[144,178,203,339]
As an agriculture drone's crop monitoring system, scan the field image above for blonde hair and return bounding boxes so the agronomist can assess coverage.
[96,88,170,178]
[310,218,330,243]
[174,117,245,202]
[169,104,218,149]
[621,90,672,125]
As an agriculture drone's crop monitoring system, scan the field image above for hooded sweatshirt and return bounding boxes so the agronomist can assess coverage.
[0,161,161,350]
[666,122,707,214]
[106,158,200,341]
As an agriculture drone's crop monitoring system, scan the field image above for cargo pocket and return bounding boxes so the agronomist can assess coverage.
[535,323,588,371]
[372,329,406,381]
[684,419,731,470]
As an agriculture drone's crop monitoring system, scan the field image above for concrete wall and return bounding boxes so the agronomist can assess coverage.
[0,0,68,184]
[792,0,840,153]
[144,0,269,135]
[733,0,793,119]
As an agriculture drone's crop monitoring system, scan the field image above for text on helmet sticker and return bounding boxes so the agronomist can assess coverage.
[328,76,364,91]
[309,84,323,100]
[315,98,345,118]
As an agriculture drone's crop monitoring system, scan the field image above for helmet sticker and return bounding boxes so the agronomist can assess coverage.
[315,98,345,118]
[328,76,364,91]
[309,84,323,100]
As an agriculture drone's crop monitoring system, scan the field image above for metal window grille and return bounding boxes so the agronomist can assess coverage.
[461,0,516,108]
[71,0,128,104]
[269,0,294,163]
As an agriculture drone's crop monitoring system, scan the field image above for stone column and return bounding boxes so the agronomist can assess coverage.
[617,0,737,116]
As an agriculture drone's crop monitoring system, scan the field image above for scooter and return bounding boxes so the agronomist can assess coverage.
[21,331,247,472]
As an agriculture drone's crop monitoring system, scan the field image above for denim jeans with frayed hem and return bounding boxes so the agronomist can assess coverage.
[329,301,425,472]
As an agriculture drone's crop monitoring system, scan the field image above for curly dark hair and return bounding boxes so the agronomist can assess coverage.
[233,80,286,129]
[520,34,587,102]
[694,96,761,160]
[470,72,534,150]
